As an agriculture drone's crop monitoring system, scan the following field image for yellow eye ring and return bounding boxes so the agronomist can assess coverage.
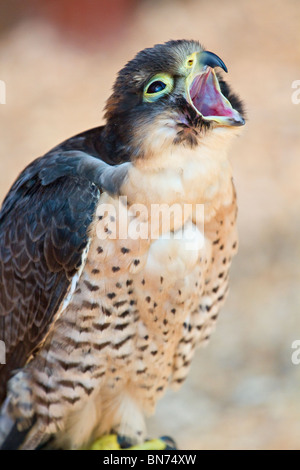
[187,59,194,67]
[143,73,173,102]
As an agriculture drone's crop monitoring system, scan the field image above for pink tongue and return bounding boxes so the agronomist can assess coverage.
[190,70,234,117]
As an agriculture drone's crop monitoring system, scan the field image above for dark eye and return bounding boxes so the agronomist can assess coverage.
[146,80,166,94]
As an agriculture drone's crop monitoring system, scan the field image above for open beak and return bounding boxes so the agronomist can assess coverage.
[186,51,245,127]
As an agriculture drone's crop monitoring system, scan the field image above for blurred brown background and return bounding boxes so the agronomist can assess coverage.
[0,0,299,450]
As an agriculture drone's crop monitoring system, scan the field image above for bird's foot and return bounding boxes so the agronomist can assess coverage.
[87,434,177,450]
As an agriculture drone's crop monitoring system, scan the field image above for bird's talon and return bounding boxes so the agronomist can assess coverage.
[87,434,121,450]
[126,438,169,450]
[86,434,177,450]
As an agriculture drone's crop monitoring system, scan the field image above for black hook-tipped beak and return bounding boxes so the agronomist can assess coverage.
[199,51,228,73]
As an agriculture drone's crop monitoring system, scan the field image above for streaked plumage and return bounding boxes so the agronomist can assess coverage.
[0,40,244,449]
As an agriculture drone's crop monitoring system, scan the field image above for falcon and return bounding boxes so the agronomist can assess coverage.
[0,39,245,450]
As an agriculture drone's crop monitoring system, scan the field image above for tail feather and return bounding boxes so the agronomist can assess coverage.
[0,419,30,450]
[0,398,18,450]
[0,397,38,450]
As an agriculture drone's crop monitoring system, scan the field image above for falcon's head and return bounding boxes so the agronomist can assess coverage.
[104,39,245,164]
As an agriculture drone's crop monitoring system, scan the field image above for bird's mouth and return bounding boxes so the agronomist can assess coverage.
[187,67,244,127]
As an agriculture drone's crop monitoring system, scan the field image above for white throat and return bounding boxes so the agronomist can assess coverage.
[121,126,242,217]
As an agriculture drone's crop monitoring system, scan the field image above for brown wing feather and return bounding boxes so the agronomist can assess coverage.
[0,168,100,404]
